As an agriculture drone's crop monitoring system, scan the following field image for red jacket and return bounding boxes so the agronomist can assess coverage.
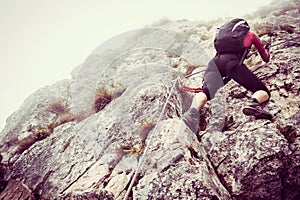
[244,31,270,62]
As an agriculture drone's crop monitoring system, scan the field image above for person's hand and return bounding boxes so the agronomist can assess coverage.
[264,44,270,50]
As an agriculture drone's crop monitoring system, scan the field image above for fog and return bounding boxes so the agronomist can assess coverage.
[0,0,274,130]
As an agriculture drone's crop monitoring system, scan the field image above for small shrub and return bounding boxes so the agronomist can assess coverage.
[121,144,145,155]
[55,112,75,125]
[94,87,114,113]
[120,121,156,156]
[138,121,156,141]
[16,100,75,155]
[17,126,53,154]
[17,135,37,154]
[47,100,69,115]
[47,99,75,125]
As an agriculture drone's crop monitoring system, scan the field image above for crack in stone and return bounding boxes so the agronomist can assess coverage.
[60,162,96,195]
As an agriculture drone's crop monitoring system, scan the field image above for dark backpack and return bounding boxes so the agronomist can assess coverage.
[214,18,250,54]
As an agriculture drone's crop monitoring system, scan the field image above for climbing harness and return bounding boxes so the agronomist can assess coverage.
[177,69,206,93]
[178,80,203,93]
[123,76,180,200]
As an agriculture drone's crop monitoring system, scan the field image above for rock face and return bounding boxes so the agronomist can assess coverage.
[0,0,299,199]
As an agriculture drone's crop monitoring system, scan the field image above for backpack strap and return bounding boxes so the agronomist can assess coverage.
[232,20,248,32]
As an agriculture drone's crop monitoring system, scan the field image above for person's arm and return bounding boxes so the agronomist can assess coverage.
[252,32,270,62]
[244,31,270,62]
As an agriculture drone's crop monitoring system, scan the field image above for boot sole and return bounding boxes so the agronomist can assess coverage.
[242,107,273,120]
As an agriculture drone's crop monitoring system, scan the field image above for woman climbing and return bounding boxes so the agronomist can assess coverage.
[182,18,272,133]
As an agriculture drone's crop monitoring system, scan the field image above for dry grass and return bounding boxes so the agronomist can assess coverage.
[16,87,123,155]
[55,112,75,125]
[17,100,75,154]
[17,126,53,154]
[94,87,114,113]
[47,99,76,124]
[47,100,69,115]
[138,121,156,141]
[120,121,156,156]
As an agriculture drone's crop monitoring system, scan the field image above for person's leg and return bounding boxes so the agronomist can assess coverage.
[190,92,208,111]
[252,90,269,103]
[188,58,224,112]
[183,59,223,132]
[230,64,271,102]
[229,64,272,120]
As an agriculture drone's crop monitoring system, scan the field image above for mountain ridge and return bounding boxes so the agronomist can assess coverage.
[0,0,299,199]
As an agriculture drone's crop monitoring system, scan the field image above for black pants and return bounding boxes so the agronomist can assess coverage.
[202,54,271,100]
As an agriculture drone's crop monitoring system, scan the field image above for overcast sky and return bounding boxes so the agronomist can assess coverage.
[0,0,272,131]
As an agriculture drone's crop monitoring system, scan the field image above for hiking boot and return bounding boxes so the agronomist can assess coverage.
[242,98,273,120]
[244,97,260,107]
[182,108,200,133]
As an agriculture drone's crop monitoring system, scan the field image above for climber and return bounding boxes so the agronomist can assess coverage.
[182,18,272,133]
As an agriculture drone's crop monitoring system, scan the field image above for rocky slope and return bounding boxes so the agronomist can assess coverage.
[0,0,299,199]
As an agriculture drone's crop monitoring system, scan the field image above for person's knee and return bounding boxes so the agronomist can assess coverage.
[197,92,208,102]
[202,88,211,101]
[192,92,208,110]
[261,89,271,100]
